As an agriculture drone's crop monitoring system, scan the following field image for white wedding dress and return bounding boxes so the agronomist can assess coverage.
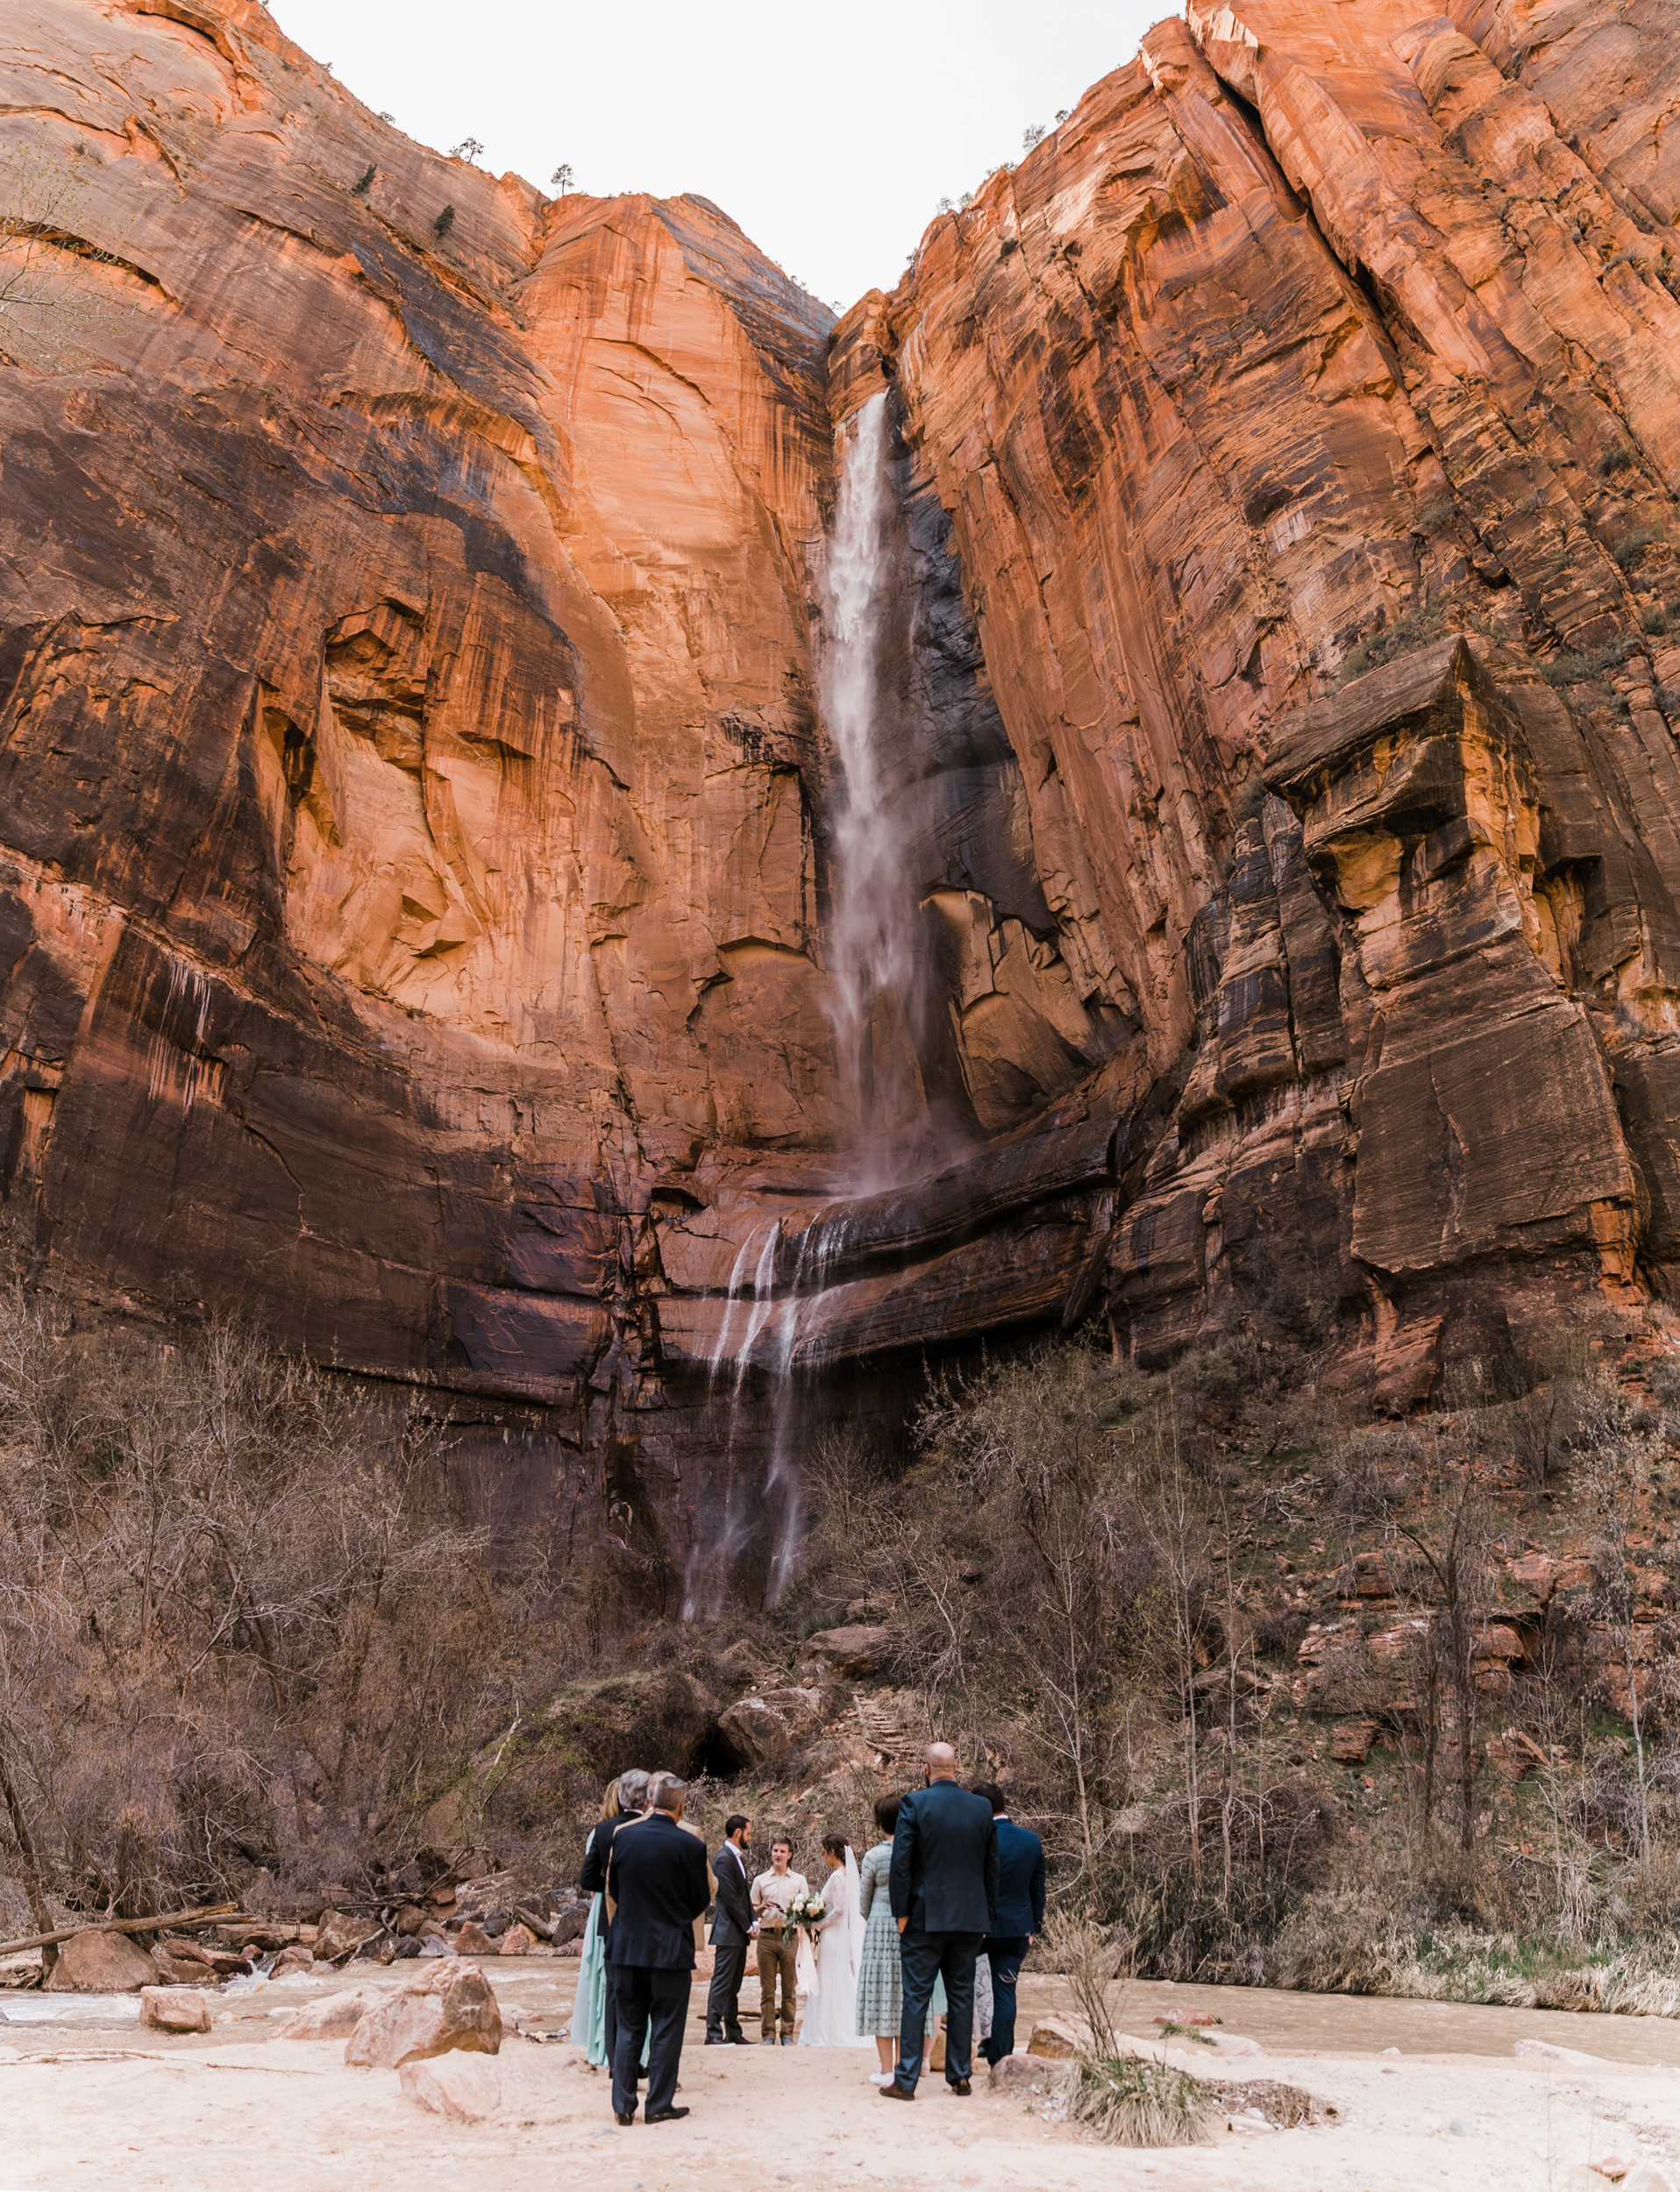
[797,1849,871,2048]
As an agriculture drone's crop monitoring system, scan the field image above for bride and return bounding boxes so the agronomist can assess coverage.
[796,1833,869,2049]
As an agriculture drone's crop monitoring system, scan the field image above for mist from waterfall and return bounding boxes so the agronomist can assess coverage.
[821,389,929,1184]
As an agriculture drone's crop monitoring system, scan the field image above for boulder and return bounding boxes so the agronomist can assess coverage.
[270,1945,316,1977]
[549,1906,587,1947]
[273,1987,381,2040]
[714,1687,828,1769]
[990,2053,1055,2090]
[453,1922,495,1955]
[1026,2015,1086,2060]
[400,2051,502,2121]
[316,1911,380,1963]
[345,1961,502,2068]
[139,1985,211,2033]
[1513,2038,1608,2066]
[1621,2165,1678,2192]
[497,1924,537,1956]
[799,1624,893,1678]
[395,1904,430,1937]
[152,1938,217,1985]
[45,1928,159,1994]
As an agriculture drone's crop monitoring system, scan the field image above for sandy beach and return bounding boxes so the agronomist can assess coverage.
[4,1960,1677,2192]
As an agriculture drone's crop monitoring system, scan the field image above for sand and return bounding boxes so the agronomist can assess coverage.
[2,1959,1677,2191]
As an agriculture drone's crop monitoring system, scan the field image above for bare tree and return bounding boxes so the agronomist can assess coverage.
[0,139,134,371]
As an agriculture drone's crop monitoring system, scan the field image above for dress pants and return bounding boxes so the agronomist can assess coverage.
[756,1928,797,2038]
[610,1964,689,2118]
[893,1929,983,2091]
[705,1935,749,2040]
[981,1936,1029,2063]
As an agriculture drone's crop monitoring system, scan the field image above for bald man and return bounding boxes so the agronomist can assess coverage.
[882,1743,999,2100]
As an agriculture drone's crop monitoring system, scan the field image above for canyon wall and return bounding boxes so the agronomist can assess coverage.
[4,0,1680,1604]
[831,0,1680,1408]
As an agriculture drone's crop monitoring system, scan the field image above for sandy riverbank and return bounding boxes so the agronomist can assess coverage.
[3,1960,1677,2191]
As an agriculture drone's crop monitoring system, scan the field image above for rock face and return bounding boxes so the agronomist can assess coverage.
[4,0,1680,1602]
[830,0,1680,1399]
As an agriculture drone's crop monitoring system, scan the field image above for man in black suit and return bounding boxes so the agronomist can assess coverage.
[579,1767,648,2075]
[970,1780,1045,2066]
[704,1811,755,2045]
[884,1742,999,2101]
[604,1770,711,2125]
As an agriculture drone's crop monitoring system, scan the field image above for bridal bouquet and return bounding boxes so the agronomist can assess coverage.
[783,1890,828,1939]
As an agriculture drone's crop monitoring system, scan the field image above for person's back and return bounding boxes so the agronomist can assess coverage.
[606,1812,709,1971]
[883,1745,1000,2103]
[993,1816,1046,1937]
[602,1775,710,2127]
[891,1778,998,1933]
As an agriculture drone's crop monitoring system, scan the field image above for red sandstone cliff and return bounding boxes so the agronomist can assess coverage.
[830,0,1680,1407]
[4,0,1680,1592]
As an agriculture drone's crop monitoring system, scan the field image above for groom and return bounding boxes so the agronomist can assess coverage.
[883,1742,998,2101]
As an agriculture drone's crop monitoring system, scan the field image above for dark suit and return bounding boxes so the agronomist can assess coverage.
[605,1812,710,2119]
[705,1839,753,2041]
[982,1815,1045,2064]
[580,1808,640,2070]
[888,1780,999,2090]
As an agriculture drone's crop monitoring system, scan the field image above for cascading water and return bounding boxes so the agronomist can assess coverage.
[693,393,930,1614]
[821,389,929,1181]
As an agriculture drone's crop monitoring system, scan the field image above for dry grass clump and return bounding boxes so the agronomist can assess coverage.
[1061,2053,1211,2146]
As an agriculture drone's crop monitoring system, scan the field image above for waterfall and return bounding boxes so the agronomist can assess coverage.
[821,389,928,1181]
[692,392,929,1613]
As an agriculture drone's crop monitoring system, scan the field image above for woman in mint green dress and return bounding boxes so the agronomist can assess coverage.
[575,1779,616,2064]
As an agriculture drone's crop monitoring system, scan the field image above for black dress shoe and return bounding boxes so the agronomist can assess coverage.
[615,2110,635,2125]
[879,2081,915,2101]
[645,2105,691,2124]
[949,2077,972,2096]
[704,2036,729,2045]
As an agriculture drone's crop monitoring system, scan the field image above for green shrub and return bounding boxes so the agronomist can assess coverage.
[1613,528,1656,570]
[351,163,375,196]
[433,204,455,238]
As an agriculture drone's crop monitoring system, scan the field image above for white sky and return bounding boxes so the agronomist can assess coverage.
[267,0,1168,310]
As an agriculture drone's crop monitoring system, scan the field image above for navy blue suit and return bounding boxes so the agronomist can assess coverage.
[604,1812,709,2119]
[982,1816,1045,2064]
[889,1780,999,2091]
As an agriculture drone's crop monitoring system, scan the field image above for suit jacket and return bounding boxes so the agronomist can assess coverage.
[889,1779,999,1935]
[579,1807,640,1936]
[992,1817,1046,1936]
[605,1811,710,1969]
[709,1840,754,1946]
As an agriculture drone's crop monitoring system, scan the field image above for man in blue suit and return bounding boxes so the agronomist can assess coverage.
[883,1742,999,2100]
[970,1780,1045,2065]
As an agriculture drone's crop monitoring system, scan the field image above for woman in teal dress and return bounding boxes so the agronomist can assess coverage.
[575,1777,617,2064]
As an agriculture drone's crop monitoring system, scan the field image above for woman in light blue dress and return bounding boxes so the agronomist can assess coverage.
[575,1777,617,2064]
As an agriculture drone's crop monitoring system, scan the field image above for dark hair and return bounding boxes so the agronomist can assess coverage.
[873,1794,901,1836]
[771,1834,793,1854]
[971,1780,1007,1814]
[821,1832,848,1861]
[724,1813,750,1839]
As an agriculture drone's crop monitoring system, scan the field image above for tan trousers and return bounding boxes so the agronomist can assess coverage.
[756,1928,798,2038]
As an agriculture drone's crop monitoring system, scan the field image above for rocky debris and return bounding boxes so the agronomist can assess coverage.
[270,1945,316,1978]
[453,1922,495,1956]
[1215,2079,1336,2127]
[798,1625,893,1679]
[151,1938,218,1986]
[216,1922,296,1952]
[496,1924,537,1957]
[715,1687,829,1768]
[399,2051,502,2122]
[344,1962,502,2069]
[0,1953,42,1989]
[273,1989,381,2041]
[1329,1719,1380,1765]
[45,1929,159,1994]
[139,1986,211,2034]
